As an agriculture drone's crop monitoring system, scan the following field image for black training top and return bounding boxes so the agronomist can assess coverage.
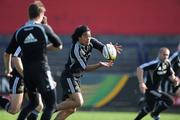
[140,59,174,90]
[6,20,62,71]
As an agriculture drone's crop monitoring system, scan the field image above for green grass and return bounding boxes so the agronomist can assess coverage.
[0,110,179,120]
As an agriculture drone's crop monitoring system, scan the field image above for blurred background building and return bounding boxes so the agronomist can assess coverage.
[0,0,180,112]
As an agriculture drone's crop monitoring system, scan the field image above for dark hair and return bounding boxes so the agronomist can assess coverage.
[71,25,90,43]
[28,1,46,19]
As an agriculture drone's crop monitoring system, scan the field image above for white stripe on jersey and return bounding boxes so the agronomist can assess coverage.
[67,78,75,93]
[74,43,86,69]
[169,51,178,62]
[46,71,56,90]
[140,60,158,69]
[12,77,20,94]
[13,46,21,57]
[150,90,162,97]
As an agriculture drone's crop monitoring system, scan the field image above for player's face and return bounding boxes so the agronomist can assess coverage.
[159,49,170,62]
[79,31,91,46]
[39,11,45,23]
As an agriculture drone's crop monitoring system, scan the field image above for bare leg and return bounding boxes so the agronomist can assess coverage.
[54,108,76,120]
[8,93,24,114]
[35,93,44,112]
[55,92,83,120]
[56,92,83,110]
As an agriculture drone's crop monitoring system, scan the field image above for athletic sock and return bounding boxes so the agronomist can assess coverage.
[27,110,39,120]
[0,96,11,111]
[134,107,149,120]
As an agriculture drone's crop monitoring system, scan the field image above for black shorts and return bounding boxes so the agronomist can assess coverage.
[145,90,173,111]
[60,71,81,100]
[9,69,24,94]
[24,68,56,93]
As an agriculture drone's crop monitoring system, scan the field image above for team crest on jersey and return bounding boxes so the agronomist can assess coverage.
[157,64,167,75]
[24,33,37,44]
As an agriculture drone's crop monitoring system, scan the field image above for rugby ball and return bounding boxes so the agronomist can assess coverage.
[102,44,117,61]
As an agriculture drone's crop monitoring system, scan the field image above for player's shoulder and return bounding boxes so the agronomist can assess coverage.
[140,59,159,68]
[169,51,179,61]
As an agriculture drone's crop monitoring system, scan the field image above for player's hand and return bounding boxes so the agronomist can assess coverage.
[41,16,48,25]
[139,82,147,94]
[110,42,123,54]
[174,77,180,86]
[5,68,13,77]
[99,61,114,68]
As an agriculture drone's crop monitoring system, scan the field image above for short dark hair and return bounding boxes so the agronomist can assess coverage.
[28,1,46,19]
[71,25,90,43]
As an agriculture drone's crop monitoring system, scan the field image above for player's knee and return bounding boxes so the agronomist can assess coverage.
[7,104,21,114]
[75,98,84,107]
[8,107,20,114]
[68,108,76,114]
[35,101,44,112]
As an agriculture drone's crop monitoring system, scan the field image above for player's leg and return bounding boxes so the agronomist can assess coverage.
[40,89,56,120]
[134,91,155,120]
[56,75,84,110]
[36,70,56,120]
[56,92,84,110]
[151,91,173,119]
[0,69,24,114]
[55,75,84,120]
[0,93,24,114]
[8,93,24,114]
[27,93,44,120]
[17,70,40,120]
[54,108,76,120]
[17,91,40,120]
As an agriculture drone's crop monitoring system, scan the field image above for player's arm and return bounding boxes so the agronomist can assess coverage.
[136,61,157,94]
[91,37,104,52]
[168,68,180,86]
[12,57,23,77]
[3,32,19,77]
[136,67,147,94]
[3,52,12,77]
[84,61,113,72]
[43,24,63,51]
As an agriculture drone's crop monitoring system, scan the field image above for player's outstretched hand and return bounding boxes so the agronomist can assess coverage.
[99,60,114,68]
[110,42,122,54]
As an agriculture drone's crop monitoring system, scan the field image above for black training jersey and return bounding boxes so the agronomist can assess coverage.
[169,51,180,76]
[64,37,104,77]
[140,59,174,90]
[6,20,62,71]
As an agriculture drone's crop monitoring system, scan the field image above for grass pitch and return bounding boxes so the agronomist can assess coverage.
[0,110,179,120]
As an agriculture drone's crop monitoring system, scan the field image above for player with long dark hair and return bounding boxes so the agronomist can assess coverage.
[55,25,122,120]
